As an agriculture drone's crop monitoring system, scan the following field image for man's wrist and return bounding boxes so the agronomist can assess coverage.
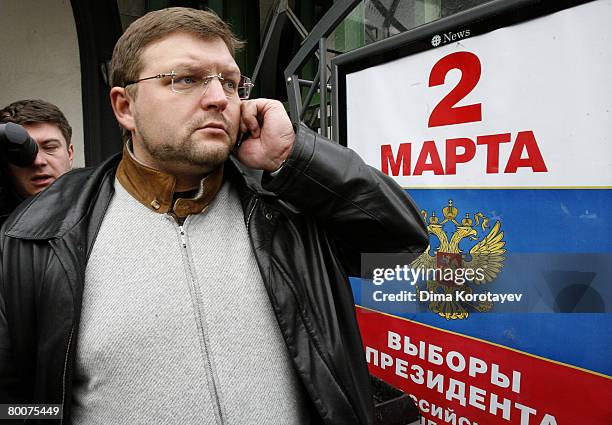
[269,159,287,176]
[264,126,296,173]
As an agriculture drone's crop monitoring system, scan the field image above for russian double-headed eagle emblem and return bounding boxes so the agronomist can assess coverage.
[411,200,506,320]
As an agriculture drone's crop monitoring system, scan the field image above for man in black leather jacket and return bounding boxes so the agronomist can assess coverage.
[0,7,427,425]
[0,100,75,224]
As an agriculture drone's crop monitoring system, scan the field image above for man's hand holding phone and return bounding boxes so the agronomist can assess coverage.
[235,99,295,173]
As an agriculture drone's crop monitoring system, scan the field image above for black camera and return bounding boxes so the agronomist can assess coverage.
[1,123,38,219]
[0,122,38,166]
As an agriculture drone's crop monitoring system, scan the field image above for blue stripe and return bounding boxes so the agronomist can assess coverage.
[406,189,612,253]
[351,188,612,376]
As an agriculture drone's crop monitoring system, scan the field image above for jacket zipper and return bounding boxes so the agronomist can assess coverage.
[56,196,258,423]
[179,225,187,248]
[176,222,225,425]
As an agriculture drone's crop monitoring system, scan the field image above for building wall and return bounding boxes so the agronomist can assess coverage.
[0,0,84,167]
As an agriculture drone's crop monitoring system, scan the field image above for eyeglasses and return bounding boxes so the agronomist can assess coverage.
[124,70,254,100]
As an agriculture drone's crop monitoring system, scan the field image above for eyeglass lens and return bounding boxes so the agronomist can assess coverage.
[171,72,252,99]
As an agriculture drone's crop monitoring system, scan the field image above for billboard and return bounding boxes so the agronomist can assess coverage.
[333,0,612,423]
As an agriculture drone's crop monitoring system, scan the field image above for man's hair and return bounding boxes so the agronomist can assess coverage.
[110,7,244,90]
[0,99,72,146]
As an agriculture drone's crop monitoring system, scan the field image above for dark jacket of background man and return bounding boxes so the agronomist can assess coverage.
[0,99,74,222]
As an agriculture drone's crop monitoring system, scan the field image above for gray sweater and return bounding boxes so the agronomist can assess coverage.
[72,179,310,425]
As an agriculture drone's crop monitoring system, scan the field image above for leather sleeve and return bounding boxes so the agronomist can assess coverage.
[262,124,428,275]
[0,227,25,403]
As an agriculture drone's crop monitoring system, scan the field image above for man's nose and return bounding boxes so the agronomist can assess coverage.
[32,151,48,166]
[199,78,229,111]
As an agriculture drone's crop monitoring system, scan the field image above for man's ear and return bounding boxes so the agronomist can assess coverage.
[67,143,74,167]
[110,87,136,133]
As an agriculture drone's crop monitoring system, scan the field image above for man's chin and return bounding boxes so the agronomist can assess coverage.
[21,186,43,198]
[194,132,236,152]
[186,144,232,170]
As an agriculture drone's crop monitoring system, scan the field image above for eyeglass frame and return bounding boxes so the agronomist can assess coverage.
[123,70,254,100]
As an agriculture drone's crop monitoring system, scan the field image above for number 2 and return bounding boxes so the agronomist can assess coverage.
[428,51,482,127]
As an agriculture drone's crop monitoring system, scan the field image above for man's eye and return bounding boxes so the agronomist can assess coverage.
[223,80,237,91]
[175,75,198,85]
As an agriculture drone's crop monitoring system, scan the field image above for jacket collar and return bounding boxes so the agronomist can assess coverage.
[116,142,223,218]
[3,152,275,241]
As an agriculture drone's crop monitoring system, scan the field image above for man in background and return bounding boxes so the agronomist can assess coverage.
[0,99,74,218]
